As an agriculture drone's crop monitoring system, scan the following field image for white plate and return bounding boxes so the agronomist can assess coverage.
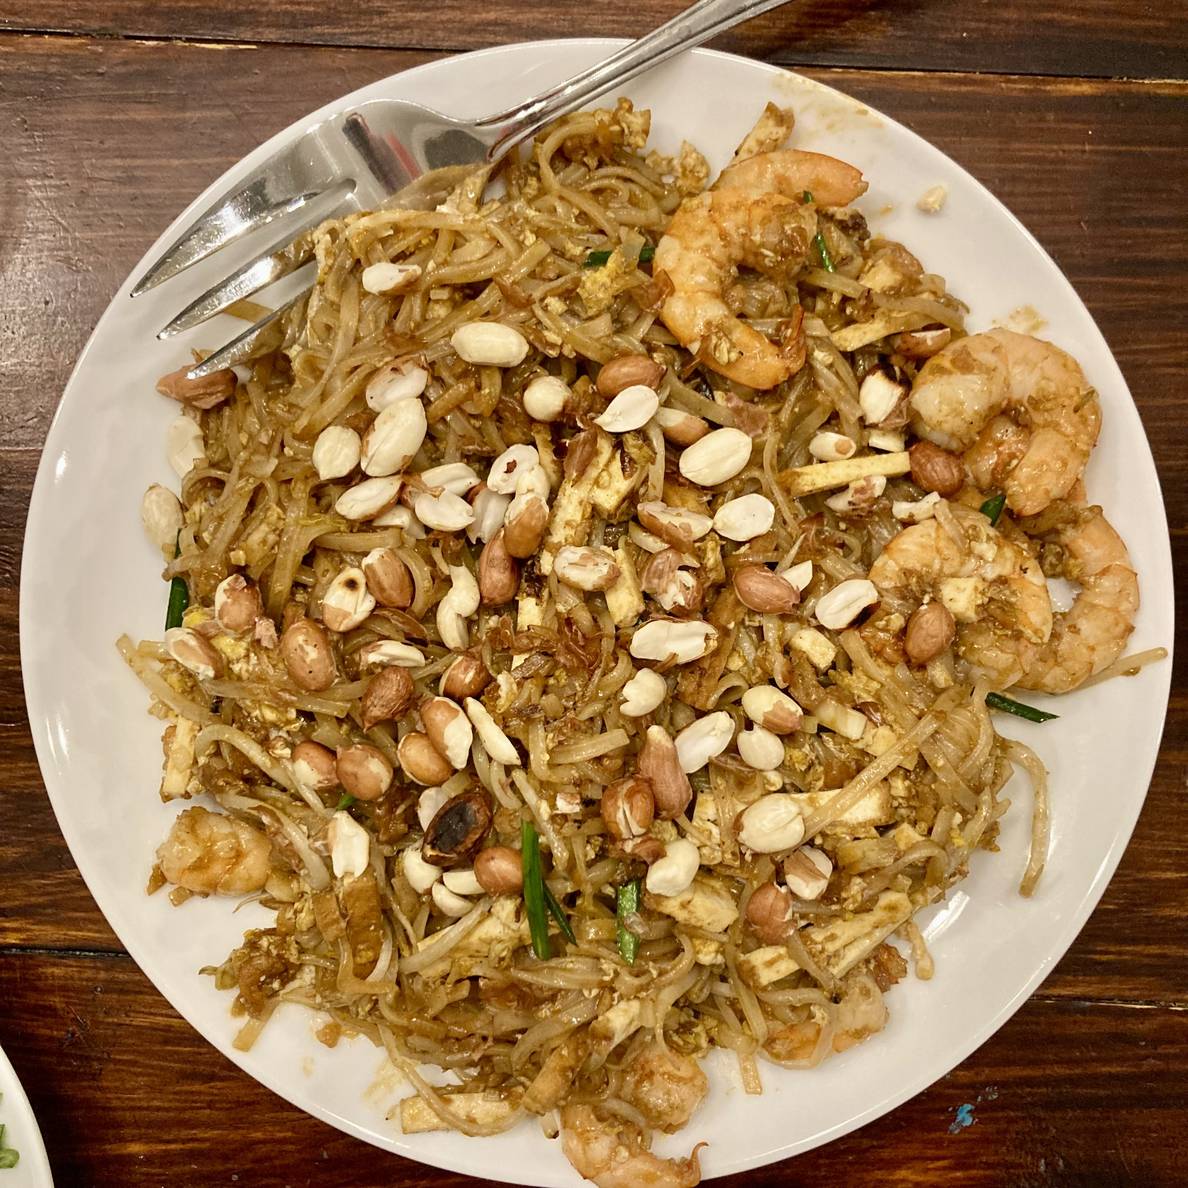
[0,1046,53,1188]
[21,39,1174,1186]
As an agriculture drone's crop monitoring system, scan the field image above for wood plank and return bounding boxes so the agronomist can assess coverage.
[1,0,1185,81]
[0,951,1184,1186]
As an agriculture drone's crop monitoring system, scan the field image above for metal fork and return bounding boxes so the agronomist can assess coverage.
[132,0,791,378]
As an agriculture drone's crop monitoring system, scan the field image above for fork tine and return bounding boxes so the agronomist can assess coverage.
[129,119,355,297]
[184,287,312,379]
[130,180,319,298]
[156,197,344,338]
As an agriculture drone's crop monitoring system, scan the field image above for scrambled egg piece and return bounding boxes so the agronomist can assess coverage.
[397,1093,520,1134]
[604,544,644,627]
[805,891,912,977]
[790,782,896,835]
[577,247,636,317]
[675,141,709,195]
[415,898,528,980]
[647,876,739,934]
[739,945,800,989]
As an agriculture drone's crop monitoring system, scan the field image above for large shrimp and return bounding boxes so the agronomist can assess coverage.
[909,329,1102,515]
[560,1104,704,1188]
[1015,503,1138,693]
[157,805,273,895]
[655,150,867,390]
[620,1040,708,1134]
[868,502,1053,686]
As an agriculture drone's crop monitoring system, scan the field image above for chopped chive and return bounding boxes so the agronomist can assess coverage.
[0,1123,16,1169]
[521,820,551,960]
[986,691,1058,723]
[813,231,835,272]
[616,879,642,965]
[582,244,654,269]
[335,793,356,811]
[801,189,814,204]
[542,881,576,945]
[164,535,189,630]
[980,492,1007,526]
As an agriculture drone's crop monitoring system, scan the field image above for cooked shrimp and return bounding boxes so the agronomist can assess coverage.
[157,805,273,895]
[868,502,1052,685]
[560,1104,704,1188]
[655,150,867,390]
[620,1040,709,1134]
[909,329,1101,515]
[713,148,868,207]
[829,972,888,1054]
[1015,503,1138,693]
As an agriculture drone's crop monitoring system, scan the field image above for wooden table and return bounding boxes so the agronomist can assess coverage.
[1,2,1185,1184]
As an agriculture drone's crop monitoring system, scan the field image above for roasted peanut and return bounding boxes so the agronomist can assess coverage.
[336,743,393,801]
[636,725,692,820]
[502,494,548,558]
[155,363,236,410]
[731,565,801,614]
[474,845,524,894]
[745,882,793,945]
[280,619,337,692]
[478,529,520,606]
[362,548,414,609]
[422,789,493,866]
[441,653,492,700]
[163,627,223,681]
[291,740,339,791]
[421,696,473,769]
[361,666,416,730]
[595,353,665,398]
[903,601,956,665]
[600,776,655,840]
[397,731,454,786]
[214,574,263,635]
[908,440,965,496]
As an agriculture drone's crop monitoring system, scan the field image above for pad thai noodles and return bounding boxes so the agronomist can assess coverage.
[124,100,1164,1185]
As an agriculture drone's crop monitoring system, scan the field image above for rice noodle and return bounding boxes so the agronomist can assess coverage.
[1005,739,1050,897]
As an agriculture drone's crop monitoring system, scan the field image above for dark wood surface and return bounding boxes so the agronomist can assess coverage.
[1,5,1185,1185]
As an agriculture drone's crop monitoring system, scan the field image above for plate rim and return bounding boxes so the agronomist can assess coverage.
[19,36,1175,1183]
[0,1043,55,1188]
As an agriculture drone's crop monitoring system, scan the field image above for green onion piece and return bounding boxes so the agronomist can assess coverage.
[814,231,835,272]
[165,577,189,630]
[0,1124,16,1169]
[165,535,190,630]
[335,793,356,811]
[986,691,1058,723]
[542,881,576,945]
[582,244,654,269]
[521,820,551,960]
[980,492,1007,526]
[801,189,814,204]
[616,880,642,965]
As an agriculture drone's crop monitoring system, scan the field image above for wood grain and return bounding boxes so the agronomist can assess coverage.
[1,0,1186,80]
[1,952,1184,1187]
